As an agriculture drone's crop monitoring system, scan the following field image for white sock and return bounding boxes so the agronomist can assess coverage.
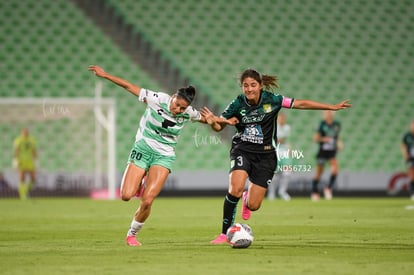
[127,219,144,237]
[278,176,289,195]
[267,178,276,200]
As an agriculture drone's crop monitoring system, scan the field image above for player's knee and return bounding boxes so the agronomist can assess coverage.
[229,185,244,197]
[140,196,155,210]
[229,190,243,198]
[121,194,132,201]
[120,189,134,201]
[248,202,261,211]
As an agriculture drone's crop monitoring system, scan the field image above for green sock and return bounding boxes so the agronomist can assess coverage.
[27,182,33,192]
[18,183,27,200]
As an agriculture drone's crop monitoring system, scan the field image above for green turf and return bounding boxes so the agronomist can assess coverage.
[0,197,413,275]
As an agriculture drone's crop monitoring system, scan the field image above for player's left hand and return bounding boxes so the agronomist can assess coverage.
[200,107,216,125]
[333,99,352,110]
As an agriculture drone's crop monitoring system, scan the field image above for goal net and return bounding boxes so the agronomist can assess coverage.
[0,93,117,199]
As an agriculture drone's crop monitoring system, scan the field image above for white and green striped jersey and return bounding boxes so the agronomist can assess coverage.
[136,88,201,156]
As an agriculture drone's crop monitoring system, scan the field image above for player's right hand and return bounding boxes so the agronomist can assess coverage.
[200,107,216,125]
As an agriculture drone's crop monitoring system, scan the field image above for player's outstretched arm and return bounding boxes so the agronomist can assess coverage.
[88,65,141,97]
[200,107,238,132]
[293,99,351,111]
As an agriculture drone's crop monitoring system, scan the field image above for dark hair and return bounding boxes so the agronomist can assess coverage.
[176,85,196,104]
[239,69,279,90]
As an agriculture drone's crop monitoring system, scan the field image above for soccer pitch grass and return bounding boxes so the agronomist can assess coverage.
[0,197,413,275]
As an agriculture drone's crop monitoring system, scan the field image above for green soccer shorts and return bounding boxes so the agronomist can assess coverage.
[127,139,175,172]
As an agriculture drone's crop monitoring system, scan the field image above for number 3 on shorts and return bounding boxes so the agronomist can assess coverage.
[230,155,243,169]
[236,156,243,166]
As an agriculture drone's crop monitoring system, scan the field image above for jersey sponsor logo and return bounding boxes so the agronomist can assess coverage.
[241,124,264,144]
[239,107,266,123]
[161,119,176,129]
[322,138,336,150]
[156,108,178,128]
[242,114,265,124]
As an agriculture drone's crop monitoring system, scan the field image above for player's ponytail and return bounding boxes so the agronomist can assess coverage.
[176,86,196,104]
[261,74,279,90]
[240,69,279,91]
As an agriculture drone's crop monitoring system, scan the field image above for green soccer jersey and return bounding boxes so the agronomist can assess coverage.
[136,88,201,156]
[222,90,294,153]
[402,132,414,159]
[316,120,341,152]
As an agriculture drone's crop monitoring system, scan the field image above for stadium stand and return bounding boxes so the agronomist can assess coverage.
[0,0,230,174]
[1,0,413,174]
[103,0,414,172]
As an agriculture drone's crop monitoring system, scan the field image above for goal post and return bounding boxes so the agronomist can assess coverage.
[0,91,117,199]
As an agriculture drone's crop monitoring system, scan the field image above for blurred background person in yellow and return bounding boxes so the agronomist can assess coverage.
[13,128,37,199]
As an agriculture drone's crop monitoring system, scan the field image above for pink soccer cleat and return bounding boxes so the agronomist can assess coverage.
[135,183,145,198]
[126,236,142,246]
[135,176,146,198]
[210,233,228,244]
[241,191,251,220]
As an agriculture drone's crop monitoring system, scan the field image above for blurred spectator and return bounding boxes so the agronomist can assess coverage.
[13,128,37,199]
[268,112,291,201]
[311,111,342,201]
[401,120,414,200]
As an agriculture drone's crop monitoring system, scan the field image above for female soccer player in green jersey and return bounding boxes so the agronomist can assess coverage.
[202,69,351,244]
[88,65,234,246]
[401,120,414,200]
[311,110,343,201]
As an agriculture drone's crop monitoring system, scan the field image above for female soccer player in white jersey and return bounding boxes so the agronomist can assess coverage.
[202,69,351,244]
[268,112,292,201]
[88,65,235,246]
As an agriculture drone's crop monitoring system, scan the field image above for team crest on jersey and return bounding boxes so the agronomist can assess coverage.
[263,104,272,113]
[176,117,184,123]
